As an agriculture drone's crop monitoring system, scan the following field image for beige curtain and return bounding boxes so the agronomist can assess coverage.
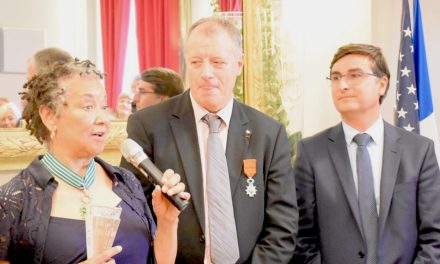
[243,0,302,160]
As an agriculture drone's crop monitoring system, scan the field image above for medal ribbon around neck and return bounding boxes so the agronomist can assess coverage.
[41,152,96,190]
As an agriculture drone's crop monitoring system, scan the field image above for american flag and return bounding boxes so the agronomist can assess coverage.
[396,0,419,133]
[396,0,440,163]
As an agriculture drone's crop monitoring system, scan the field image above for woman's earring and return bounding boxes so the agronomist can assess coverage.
[50,127,57,140]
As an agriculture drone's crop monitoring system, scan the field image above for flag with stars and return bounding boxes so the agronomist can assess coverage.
[413,0,440,160]
[396,0,418,133]
[396,0,440,161]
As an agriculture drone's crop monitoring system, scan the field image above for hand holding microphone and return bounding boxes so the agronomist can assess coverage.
[120,139,190,211]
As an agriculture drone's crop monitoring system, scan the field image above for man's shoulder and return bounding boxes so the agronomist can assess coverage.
[385,122,434,147]
[234,100,283,127]
[135,96,179,117]
[300,125,338,145]
[129,93,184,124]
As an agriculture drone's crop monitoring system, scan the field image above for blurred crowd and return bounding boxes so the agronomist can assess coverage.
[0,47,184,128]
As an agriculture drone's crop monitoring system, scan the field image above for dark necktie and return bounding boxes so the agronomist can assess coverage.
[203,114,239,263]
[353,133,378,264]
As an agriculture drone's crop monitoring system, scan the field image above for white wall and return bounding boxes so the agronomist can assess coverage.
[190,0,213,23]
[0,0,97,108]
[284,0,372,137]
[372,0,440,134]
[295,0,440,139]
[0,0,438,136]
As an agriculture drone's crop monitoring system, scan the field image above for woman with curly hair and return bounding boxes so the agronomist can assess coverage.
[0,60,189,264]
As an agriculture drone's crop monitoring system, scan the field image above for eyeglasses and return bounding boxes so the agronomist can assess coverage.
[18,92,28,100]
[139,91,156,95]
[326,70,378,84]
[135,90,156,96]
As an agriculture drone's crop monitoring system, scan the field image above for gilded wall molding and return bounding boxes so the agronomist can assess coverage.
[242,0,302,161]
[243,0,264,110]
[0,120,127,171]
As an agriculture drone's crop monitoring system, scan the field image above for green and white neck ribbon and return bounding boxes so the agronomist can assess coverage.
[41,152,96,190]
[42,152,96,218]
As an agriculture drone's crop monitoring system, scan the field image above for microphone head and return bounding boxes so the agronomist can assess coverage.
[120,138,148,166]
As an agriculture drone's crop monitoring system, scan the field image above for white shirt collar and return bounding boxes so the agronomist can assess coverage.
[342,116,384,146]
[189,92,234,127]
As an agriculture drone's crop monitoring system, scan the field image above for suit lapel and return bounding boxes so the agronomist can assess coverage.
[226,101,249,195]
[378,122,401,237]
[169,91,206,232]
[328,124,364,233]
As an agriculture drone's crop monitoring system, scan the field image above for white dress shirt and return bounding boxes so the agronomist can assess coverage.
[342,117,384,214]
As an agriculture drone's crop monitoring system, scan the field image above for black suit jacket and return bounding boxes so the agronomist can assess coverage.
[121,91,298,263]
[292,122,440,264]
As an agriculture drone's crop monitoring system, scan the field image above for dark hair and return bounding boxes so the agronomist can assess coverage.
[32,47,74,73]
[186,16,242,54]
[23,59,103,143]
[330,43,390,104]
[140,67,184,97]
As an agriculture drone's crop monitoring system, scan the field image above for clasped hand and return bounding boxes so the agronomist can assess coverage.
[79,169,190,264]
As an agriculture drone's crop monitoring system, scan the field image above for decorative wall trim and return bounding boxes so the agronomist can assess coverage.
[0,120,127,171]
[243,0,301,161]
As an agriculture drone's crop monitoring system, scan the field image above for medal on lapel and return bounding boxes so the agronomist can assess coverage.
[243,159,257,197]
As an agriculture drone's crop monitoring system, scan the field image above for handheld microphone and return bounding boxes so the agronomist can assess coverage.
[120,138,189,211]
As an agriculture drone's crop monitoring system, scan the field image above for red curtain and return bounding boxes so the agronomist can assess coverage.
[135,0,180,73]
[100,0,131,109]
[219,0,242,12]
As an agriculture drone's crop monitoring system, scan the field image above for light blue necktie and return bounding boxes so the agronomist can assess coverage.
[354,133,378,264]
[203,113,239,264]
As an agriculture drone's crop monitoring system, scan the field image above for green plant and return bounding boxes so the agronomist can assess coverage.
[258,0,300,163]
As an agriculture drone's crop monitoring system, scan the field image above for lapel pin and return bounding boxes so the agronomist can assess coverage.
[245,129,252,139]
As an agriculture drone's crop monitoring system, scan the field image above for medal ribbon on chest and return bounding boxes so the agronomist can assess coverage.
[243,159,257,197]
[41,152,96,218]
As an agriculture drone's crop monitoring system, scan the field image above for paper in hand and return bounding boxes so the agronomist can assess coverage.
[85,205,122,258]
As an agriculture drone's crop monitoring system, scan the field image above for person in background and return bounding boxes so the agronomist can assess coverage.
[121,16,297,263]
[292,43,440,264]
[0,102,22,128]
[0,97,9,107]
[20,47,74,111]
[114,92,133,119]
[0,60,190,264]
[130,75,141,112]
[133,67,184,111]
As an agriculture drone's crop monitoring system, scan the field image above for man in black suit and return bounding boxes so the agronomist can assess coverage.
[292,43,440,263]
[121,16,297,263]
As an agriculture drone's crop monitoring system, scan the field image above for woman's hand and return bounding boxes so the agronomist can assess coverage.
[152,169,190,222]
[152,169,190,264]
[78,246,122,264]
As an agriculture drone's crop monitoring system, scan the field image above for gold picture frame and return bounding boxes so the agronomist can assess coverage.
[0,120,127,171]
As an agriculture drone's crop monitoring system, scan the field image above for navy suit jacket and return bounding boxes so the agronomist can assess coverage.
[292,121,440,264]
[121,91,298,263]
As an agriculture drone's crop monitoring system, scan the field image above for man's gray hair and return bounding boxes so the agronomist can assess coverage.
[186,16,243,54]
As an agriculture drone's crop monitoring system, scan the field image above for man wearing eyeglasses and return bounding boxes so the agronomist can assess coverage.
[292,43,440,264]
[133,67,184,111]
